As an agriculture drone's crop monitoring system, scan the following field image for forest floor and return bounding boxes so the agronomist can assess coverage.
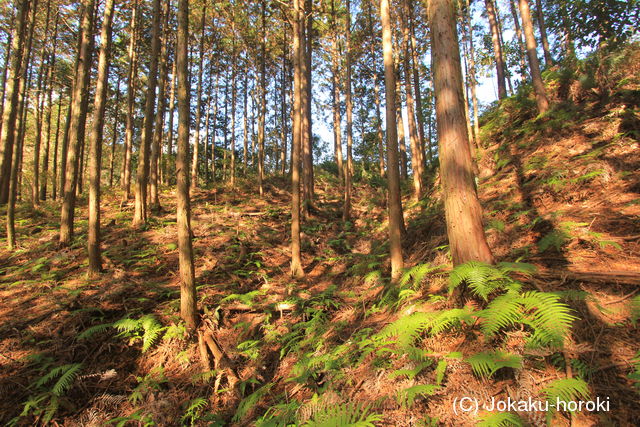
[1,52,640,426]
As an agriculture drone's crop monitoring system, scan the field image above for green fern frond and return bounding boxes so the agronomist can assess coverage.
[477,411,523,426]
[51,363,82,396]
[140,315,164,353]
[399,263,444,289]
[396,384,439,408]
[630,296,640,326]
[496,262,537,277]
[542,378,590,407]
[435,360,447,385]
[181,397,208,425]
[113,317,140,333]
[389,361,432,380]
[302,402,383,426]
[519,291,576,347]
[233,383,273,423]
[449,262,522,300]
[466,351,522,378]
[77,323,114,340]
[429,307,475,335]
[374,312,437,348]
[479,293,522,337]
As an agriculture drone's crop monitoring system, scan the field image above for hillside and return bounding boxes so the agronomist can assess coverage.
[1,46,639,426]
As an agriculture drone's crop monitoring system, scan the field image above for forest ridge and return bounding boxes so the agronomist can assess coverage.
[0,0,639,425]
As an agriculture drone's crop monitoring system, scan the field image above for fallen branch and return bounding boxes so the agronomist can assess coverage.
[538,270,640,286]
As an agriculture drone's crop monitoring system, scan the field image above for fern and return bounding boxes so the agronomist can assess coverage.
[113,315,165,353]
[77,323,114,340]
[466,351,522,378]
[399,263,444,290]
[435,360,447,385]
[479,292,523,336]
[181,397,208,426]
[477,412,523,426]
[631,295,640,326]
[629,351,640,391]
[449,262,530,300]
[389,361,432,380]
[542,378,590,406]
[302,402,382,426]
[233,383,273,423]
[396,384,439,408]
[518,291,576,347]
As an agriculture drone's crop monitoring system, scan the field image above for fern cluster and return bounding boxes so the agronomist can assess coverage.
[78,314,165,353]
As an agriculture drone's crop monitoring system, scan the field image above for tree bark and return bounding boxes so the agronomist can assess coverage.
[165,60,177,184]
[330,0,344,183]
[343,0,353,221]
[380,0,404,281]
[190,3,206,190]
[176,0,197,332]
[122,0,138,199]
[257,0,266,196]
[60,0,95,245]
[0,0,30,205]
[40,11,59,200]
[428,0,494,266]
[88,0,115,276]
[133,0,161,226]
[518,0,550,114]
[301,0,314,215]
[109,77,121,187]
[508,0,528,82]
[485,0,507,99]
[290,0,304,278]
[464,0,481,146]
[535,0,552,66]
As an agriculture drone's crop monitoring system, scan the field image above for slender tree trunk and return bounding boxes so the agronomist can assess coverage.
[535,0,552,66]
[150,0,170,209]
[428,0,494,266]
[176,0,197,332]
[109,77,121,187]
[40,11,59,200]
[31,0,52,206]
[257,1,266,196]
[395,77,408,180]
[330,0,344,182]
[60,0,95,245]
[122,0,138,199]
[133,0,161,226]
[243,63,249,175]
[366,0,384,175]
[290,0,304,278]
[52,91,64,200]
[280,39,287,176]
[485,0,507,99]
[400,0,423,200]
[0,29,12,142]
[210,72,219,181]
[0,0,30,205]
[230,29,237,187]
[380,0,404,281]
[519,0,549,114]
[343,0,353,221]
[495,6,513,94]
[190,3,206,190]
[508,0,528,82]
[166,60,176,184]
[408,1,427,166]
[464,0,481,146]
[88,0,115,276]
[301,0,314,215]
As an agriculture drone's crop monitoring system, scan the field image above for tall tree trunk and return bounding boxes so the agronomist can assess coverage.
[52,90,65,200]
[133,0,161,226]
[176,0,197,332]
[508,0,528,82]
[0,27,13,142]
[257,0,266,196]
[243,63,249,175]
[40,11,59,200]
[88,0,115,276]
[0,0,31,205]
[366,0,384,176]
[408,1,427,167]
[428,0,494,265]
[190,3,206,190]
[122,0,138,199]
[280,39,287,176]
[495,5,513,94]
[380,0,404,281]
[301,0,314,215]
[519,0,549,113]
[32,0,52,206]
[210,71,219,181]
[165,60,176,184]
[290,0,304,278]
[230,29,237,187]
[343,0,353,221]
[150,0,170,209]
[109,77,121,187]
[400,0,423,200]
[395,77,408,180]
[60,0,95,245]
[535,0,552,66]
[485,0,507,99]
[330,0,344,182]
[464,0,481,146]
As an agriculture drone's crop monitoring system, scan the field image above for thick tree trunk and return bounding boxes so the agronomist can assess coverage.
[0,0,30,205]
[380,0,404,281]
[190,4,206,190]
[343,0,353,221]
[428,0,494,266]
[485,0,507,99]
[60,0,95,245]
[518,0,550,114]
[290,0,304,278]
[133,0,161,226]
[176,0,197,332]
[88,0,115,277]
[535,0,552,66]
[122,0,138,199]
